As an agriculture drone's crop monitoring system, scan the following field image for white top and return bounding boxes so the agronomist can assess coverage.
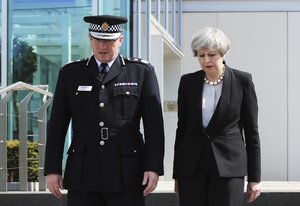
[202,82,223,127]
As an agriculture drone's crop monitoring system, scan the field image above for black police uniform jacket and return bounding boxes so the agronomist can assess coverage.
[44,54,165,193]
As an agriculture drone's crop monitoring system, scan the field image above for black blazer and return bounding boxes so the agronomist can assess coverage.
[44,55,165,193]
[173,65,261,182]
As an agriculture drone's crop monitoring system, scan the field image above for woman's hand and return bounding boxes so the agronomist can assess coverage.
[247,182,261,203]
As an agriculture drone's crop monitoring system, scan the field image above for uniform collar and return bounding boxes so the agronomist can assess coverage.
[94,57,116,71]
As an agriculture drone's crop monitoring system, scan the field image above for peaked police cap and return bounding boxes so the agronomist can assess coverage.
[83,15,128,40]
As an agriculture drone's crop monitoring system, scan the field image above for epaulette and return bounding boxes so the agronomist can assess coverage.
[65,57,89,66]
[124,57,151,66]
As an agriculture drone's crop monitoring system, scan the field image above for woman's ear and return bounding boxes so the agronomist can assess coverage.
[222,53,227,63]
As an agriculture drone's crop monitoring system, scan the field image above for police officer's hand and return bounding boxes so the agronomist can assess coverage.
[46,174,64,199]
[142,171,159,196]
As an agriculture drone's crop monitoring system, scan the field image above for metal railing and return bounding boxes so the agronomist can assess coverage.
[0,81,53,191]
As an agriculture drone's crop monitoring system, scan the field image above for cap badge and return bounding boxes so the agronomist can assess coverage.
[101,22,109,31]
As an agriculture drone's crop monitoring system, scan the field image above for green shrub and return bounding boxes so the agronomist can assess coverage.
[7,140,38,182]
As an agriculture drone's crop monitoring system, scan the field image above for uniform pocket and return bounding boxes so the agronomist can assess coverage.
[119,143,144,186]
[113,86,140,120]
[63,143,86,187]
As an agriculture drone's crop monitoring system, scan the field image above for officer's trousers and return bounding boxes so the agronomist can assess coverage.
[67,190,145,206]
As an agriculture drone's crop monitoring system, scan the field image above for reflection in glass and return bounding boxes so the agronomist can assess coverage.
[7,1,93,141]
[98,0,131,56]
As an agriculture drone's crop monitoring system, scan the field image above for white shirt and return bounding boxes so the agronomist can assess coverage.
[95,58,116,72]
[202,82,223,127]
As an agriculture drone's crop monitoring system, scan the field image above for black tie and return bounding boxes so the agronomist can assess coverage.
[100,63,108,80]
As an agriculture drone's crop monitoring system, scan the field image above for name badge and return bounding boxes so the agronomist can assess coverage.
[77,85,92,91]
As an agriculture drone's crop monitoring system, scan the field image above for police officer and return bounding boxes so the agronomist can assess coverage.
[44,15,165,206]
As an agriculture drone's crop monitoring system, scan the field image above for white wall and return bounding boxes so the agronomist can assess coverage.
[182,11,300,181]
[150,19,183,181]
[287,12,300,180]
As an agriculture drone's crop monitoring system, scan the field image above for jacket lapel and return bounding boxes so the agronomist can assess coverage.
[86,56,102,82]
[102,55,123,84]
[194,70,205,131]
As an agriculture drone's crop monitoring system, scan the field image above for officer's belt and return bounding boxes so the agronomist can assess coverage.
[100,127,140,141]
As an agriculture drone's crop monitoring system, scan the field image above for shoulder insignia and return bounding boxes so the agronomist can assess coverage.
[66,58,88,66]
[120,54,126,66]
[125,57,150,65]
[141,59,149,64]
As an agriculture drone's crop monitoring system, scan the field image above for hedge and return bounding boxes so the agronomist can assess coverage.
[7,140,38,182]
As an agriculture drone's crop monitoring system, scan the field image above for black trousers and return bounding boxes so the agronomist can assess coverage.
[67,190,145,206]
[177,141,245,206]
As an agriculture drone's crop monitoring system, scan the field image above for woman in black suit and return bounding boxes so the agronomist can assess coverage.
[173,27,261,206]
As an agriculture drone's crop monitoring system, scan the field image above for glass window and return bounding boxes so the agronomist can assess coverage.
[132,0,149,59]
[7,0,92,140]
[9,0,92,86]
[98,0,132,56]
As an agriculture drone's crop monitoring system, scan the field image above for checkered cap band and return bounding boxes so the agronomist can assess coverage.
[89,31,121,40]
[89,23,124,33]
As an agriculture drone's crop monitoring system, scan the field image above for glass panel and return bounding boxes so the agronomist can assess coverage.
[151,0,157,18]
[98,0,131,57]
[7,0,92,140]
[141,0,148,60]
[175,0,181,46]
[160,0,166,29]
[169,0,173,35]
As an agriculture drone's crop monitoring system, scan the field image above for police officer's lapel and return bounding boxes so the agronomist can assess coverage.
[102,55,124,84]
[85,56,102,82]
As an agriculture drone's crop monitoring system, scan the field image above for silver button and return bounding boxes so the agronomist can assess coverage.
[72,149,75,153]
[99,102,104,107]
[99,122,104,127]
[133,150,137,153]
[101,85,105,90]
[100,141,105,146]
[126,91,130,95]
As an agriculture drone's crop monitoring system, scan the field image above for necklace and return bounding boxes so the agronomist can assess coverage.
[204,67,225,86]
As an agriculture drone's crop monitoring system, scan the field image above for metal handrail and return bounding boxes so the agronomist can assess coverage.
[0,81,53,192]
[0,81,53,97]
